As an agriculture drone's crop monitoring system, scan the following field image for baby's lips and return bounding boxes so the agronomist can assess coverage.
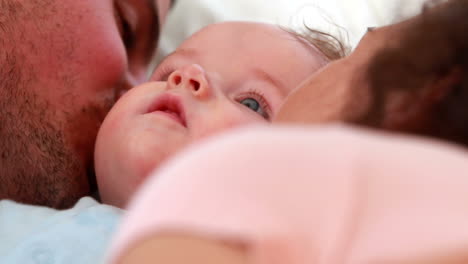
[147,93,187,127]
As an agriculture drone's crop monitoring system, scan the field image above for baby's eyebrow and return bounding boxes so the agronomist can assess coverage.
[252,68,288,97]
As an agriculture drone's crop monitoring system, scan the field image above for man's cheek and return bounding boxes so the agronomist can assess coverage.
[81,36,128,93]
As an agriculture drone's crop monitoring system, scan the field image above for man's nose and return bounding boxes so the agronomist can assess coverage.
[167,64,211,99]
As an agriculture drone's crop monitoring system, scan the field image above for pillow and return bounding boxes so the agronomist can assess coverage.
[157,0,427,62]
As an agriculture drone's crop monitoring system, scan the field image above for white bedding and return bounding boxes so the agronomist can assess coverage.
[157,0,427,61]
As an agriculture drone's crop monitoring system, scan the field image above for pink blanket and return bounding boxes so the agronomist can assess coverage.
[108,125,468,263]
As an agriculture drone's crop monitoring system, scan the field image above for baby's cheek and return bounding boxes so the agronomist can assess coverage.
[128,132,189,195]
[195,109,266,141]
[223,107,268,129]
[125,143,157,195]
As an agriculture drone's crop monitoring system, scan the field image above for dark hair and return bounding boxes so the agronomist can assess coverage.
[362,0,468,147]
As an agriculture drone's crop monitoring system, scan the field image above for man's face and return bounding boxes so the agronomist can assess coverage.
[0,0,170,208]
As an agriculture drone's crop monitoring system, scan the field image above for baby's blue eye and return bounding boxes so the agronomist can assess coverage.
[240,98,261,113]
[239,96,270,120]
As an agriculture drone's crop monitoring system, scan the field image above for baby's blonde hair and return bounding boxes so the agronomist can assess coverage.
[287,25,349,61]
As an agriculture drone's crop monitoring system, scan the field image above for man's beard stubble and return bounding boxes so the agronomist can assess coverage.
[0,48,90,208]
[0,0,116,208]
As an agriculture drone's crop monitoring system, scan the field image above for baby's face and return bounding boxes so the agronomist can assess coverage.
[95,22,326,207]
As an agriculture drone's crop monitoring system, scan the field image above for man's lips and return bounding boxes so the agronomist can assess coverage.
[147,94,187,127]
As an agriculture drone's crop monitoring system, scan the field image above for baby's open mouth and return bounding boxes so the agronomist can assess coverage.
[147,94,187,127]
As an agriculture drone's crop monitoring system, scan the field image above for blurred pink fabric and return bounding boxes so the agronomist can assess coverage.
[107,125,468,264]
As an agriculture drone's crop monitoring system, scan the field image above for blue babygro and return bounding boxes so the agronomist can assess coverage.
[0,197,122,264]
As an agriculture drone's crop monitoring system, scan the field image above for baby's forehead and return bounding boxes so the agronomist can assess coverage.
[180,22,327,62]
[194,21,283,37]
[154,22,330,97]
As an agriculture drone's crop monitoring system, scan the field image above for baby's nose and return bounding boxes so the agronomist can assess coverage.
[168,64,211,99]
